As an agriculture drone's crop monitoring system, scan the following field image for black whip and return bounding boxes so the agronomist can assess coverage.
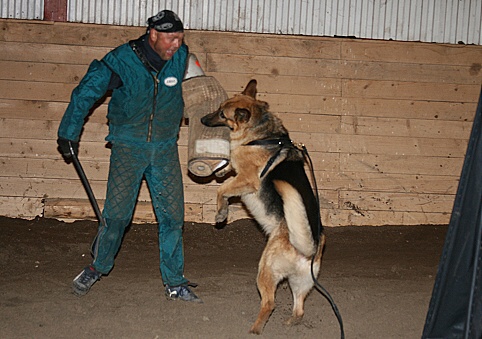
[69,141,105,256]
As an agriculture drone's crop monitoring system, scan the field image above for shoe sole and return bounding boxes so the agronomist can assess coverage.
[72,282,91,296]
[165,294,203,303]
[72,288,88,296]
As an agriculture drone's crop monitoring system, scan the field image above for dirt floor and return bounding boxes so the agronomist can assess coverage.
[0,216,447,338]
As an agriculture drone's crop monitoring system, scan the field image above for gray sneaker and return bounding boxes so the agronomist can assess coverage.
[165,284,203,303]
[72,265,100,296]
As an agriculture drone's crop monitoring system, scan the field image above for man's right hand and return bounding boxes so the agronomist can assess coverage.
[57,138,79,159]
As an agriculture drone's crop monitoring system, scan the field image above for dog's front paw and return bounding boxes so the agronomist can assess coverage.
[215,210,228,223]
[214,165,232,178]
[214,218,227,230]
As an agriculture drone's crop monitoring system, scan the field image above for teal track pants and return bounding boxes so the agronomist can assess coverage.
[92,139,188,287]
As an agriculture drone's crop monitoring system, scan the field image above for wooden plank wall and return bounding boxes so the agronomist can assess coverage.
[1,19,481,226]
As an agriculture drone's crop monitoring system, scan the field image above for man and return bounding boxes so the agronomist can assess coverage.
[57,10,202,303]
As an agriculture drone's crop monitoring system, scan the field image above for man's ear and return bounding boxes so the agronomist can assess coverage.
[148,28,158,44]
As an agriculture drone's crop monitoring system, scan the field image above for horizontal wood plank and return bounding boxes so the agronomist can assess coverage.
[323,209,451,226]
[206,53,342,78]
[0,20,144,47]
[342,40,482,67]
[1,41,110,64]
[0,60,89,84]
[185,31,342,59]
[340,116,472,139]
[0,79,77,102]
[340,190,455,213]
[341,60,482,85]
[340,97,477,122]
[0,98,108,123]
[0,196,44,219]
[316,171,460,195]
[209,71,342,97]
[340,153,464,175]
[289,131,468,156]
[343,79,481,103]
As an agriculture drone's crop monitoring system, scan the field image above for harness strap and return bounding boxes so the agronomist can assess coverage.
[244,136,294,177]
[244,136,292,147]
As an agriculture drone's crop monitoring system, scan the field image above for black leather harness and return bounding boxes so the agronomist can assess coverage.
[244,136,295,177]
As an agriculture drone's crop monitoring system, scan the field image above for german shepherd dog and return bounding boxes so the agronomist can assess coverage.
[201,80,325,334]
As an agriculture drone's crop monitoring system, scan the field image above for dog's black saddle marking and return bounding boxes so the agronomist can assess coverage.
[244,136,294,178]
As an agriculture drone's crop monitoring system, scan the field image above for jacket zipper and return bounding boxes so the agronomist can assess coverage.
[147,71,160,142]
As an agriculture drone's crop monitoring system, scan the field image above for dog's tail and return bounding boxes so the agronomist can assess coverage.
[274,180,316,257]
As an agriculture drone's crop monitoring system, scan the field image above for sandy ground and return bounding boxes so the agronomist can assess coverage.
[0,216,447,338]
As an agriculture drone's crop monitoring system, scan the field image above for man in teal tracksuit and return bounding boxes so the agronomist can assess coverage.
[57,10,201,302]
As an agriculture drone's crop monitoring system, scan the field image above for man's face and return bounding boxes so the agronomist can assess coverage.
[149,30,184,60]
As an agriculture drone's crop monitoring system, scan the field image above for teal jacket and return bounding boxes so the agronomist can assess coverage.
[58,40,188,143]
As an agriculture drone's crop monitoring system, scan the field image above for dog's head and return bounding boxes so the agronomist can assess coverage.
[201,80,269,132]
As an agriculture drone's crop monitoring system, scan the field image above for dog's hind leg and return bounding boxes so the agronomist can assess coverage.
[249,247,280,334]
[284,274,314,326]
[249,269,276,334]
[285,236,325,327]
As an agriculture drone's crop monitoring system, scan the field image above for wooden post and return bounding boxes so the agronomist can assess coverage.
[44,0,68,22]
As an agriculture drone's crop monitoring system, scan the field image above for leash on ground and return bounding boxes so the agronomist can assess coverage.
[68,141,105,257]
[300,143,346,339]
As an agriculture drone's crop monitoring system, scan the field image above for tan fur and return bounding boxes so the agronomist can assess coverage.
[201,80,325,334]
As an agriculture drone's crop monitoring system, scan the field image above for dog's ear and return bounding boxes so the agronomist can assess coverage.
[242,79,257,99]
[258,100,269,112]
[234,108,251,123]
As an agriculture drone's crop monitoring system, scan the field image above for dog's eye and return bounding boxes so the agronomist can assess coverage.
[219,111,226,119]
